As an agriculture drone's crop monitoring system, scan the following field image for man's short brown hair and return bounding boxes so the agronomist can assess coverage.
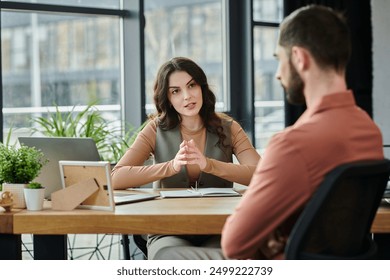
[278,4,351,73]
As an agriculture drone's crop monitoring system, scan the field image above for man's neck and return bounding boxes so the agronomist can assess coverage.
[304,71,347,108]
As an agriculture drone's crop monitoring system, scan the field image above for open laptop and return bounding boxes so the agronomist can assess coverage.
[18,137,101,199]
[59,160,159,210]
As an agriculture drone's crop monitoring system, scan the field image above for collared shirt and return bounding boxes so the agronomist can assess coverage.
[221,90,384,259]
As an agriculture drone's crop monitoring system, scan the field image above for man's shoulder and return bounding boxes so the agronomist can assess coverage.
[271,125,300,140]
[266,123,319,153]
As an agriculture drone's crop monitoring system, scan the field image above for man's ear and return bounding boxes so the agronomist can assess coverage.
[291,46,310,71]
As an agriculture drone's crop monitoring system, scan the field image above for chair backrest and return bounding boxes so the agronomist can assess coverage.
[285,159,390,259]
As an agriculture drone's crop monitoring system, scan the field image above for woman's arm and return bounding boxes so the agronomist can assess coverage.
[111,121,177,189]
[202,121,261,186]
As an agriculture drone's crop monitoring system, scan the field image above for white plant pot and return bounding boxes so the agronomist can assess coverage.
[2,183,27,208]
[23,187,45,211]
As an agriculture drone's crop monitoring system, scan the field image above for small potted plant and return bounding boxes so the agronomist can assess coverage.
[24,182,45,211]
[0,143,47,208]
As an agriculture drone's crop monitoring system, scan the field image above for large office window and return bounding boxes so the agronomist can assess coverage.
[1,0,283,153]
[253,0,284,152]
[1,1,124,147]
[143,0,227,115]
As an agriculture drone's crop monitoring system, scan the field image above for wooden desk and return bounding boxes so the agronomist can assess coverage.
[13,196,240,235]
[12,196,390,235]
[0,209,17,234]
[2,192,390,259]
[1,191,241,259]
[371,203,390,233]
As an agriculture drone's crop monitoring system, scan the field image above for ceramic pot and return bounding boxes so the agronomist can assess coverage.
[23,187,45,211]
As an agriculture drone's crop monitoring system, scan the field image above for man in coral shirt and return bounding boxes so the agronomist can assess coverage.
[221,4,384,259]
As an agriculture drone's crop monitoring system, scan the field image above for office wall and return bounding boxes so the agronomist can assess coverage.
[372,0,390,157]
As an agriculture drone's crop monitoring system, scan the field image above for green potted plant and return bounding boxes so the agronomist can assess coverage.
[30,102,145,163]
[24,182,45,211]
[0,143,47,208]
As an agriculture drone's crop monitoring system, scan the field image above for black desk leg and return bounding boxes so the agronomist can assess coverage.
[121,234,131,260]
[0,234,22,260]
[33,235,67,260]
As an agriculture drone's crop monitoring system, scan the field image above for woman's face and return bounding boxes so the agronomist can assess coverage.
[167,70,203,119]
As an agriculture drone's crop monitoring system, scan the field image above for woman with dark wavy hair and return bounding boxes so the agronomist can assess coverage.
[112,57,260,259]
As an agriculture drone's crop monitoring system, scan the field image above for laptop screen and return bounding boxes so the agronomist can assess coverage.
[18,137,101,199]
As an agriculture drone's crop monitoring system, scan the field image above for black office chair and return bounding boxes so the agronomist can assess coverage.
[121,234,147,260]
[285,159,390,260]
[133,234,148,258]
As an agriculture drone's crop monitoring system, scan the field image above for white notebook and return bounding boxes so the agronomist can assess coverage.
[160,188,241,198]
